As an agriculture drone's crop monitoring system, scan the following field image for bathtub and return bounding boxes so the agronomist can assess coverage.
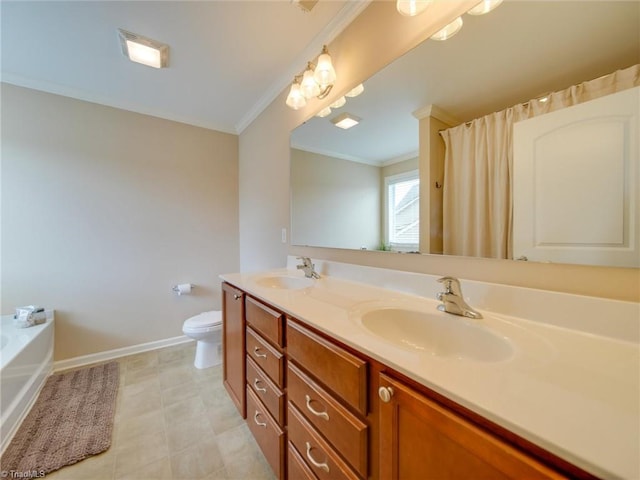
[0,311,54,453]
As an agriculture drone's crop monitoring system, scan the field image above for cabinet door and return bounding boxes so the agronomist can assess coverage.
[378,373,564,480]
[222,282,246,418]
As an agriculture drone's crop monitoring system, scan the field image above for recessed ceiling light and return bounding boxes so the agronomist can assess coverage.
[331,113,361,130]
[118,29,169,69]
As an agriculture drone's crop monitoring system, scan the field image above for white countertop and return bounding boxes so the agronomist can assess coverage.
[221,262,639,479]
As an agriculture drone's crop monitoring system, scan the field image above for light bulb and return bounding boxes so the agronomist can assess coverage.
[286,80,307,110]
[300,66,320,99]
[316,107,332,118]
[467,0,503,16]
[396,0,432,17]
[313,47,336,87]
[431,17,463,41]
[345,83,364,98]
[330,96,346,109]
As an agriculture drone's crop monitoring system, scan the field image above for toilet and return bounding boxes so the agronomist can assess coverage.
[182,311,222,369]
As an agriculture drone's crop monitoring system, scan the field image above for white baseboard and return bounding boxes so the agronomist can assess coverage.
[53,335,194,372]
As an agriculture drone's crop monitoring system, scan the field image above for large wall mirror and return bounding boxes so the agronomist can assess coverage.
[290,0,640,267]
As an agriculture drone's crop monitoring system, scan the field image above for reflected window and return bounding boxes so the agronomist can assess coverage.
[385,170,419,251]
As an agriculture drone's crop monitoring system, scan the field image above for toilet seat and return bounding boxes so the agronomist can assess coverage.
[183,311,222,334]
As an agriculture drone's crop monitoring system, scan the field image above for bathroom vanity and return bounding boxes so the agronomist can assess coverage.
[220,260,639,480]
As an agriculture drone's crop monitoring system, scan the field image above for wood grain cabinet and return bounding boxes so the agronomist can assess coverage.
[377,372,565,480]
[221,284,583,480]
[286,319,368,480]
[222,282,245,418]
[244,296,287,479]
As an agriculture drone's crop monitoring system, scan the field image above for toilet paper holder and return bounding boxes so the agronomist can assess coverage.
[172,283,193,295]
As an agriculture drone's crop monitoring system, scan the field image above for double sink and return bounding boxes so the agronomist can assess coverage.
[253,273,513,363]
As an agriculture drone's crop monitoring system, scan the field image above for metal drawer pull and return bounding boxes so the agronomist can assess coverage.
[233,293,241,300]
[254,378,267,393]
[305,394,329,421]
[253,411,267,428]
[305,442,329,473]
[253,346,267,358]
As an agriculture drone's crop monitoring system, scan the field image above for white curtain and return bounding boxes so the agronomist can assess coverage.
[439,64,640,259]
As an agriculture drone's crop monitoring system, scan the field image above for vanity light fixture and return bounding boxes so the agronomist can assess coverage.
[118,29,168,68]
[396,0,433,17]
[330,96,346,109]
[430,16,463,41]
[467,0,503,16]
[345,83,364,98]
[316,106,332,118]
[331,112,361,130]
[286,45,336,110]
[285,76,307,110]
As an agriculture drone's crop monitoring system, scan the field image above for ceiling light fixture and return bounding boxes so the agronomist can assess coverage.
[331,113,361,130]
[286,45,336,110]
[396,0,433,17]
[467,0,503,16]
[118,29,168,68]
[430,17,463,41]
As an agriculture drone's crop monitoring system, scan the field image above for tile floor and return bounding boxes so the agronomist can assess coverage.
[46,342,275,480]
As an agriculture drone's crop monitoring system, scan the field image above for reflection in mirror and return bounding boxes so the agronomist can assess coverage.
[290,0,640,267]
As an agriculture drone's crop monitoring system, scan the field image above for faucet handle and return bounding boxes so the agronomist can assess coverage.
[437,276,462,295]
[297,256,312,267]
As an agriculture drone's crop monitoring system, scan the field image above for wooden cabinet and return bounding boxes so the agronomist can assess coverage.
[287,319,368,479]
[221,283,582,480]
[222,282,245,418]
[244,296,287,479]
[377,372,565,480]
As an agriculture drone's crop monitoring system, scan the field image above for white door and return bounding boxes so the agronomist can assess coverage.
[513,87,639,267]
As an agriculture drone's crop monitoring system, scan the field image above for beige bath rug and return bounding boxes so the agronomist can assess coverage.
[0,361,119,475]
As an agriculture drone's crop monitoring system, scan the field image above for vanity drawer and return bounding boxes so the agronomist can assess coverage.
[246,296,284,348]
[287,319,367,415]
[288,363,367,478]
[288,441,318,480]
[246,387,285,480]
[247,355,285,426]
[246,326,284,388]
[288,403,360,480]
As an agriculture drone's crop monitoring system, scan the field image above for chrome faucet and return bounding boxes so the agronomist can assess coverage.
[296,257,320,279]
[436,276,483,319]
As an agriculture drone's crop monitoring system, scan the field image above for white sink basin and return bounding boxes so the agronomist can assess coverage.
[255,275,315,290]
[359,308,513,362]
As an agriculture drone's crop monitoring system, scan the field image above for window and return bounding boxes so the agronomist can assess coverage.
[385,170,419,250]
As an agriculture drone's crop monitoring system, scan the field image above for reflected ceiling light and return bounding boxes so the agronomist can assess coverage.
[331,113,361,130]
[430,17,463,41]
[316,106,332,118]
[118,29,168,68]
[286,45,335,110]
[285,76,307,110]
[330,96,346,109]
[396,0,432,17]
[467,0,503,16]
[345,83,364,98]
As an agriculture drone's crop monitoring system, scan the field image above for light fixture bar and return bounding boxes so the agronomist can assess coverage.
[118,29,169,68]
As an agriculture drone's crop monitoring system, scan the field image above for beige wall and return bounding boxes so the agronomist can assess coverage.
[291,149,380,250]
[1,84,239,360]
[239,1,639,302]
